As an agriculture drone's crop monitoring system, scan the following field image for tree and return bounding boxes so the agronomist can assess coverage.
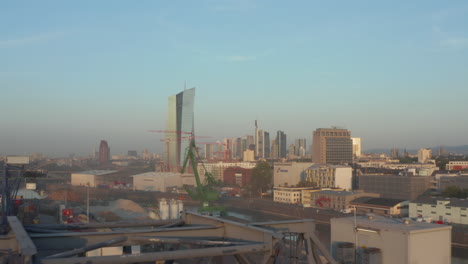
[297,180,315,188]
[442,186,468,198]
[248,161,273,197]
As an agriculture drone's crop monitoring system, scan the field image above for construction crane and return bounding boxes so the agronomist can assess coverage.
[149,130,212,171]
[181,138,225,216]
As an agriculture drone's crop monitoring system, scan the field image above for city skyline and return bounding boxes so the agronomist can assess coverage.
[1,1,468,156]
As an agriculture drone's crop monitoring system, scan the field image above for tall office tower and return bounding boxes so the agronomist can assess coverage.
[224,138,235,160]
[312,128,353,164]
[256,129,270,159]
[438,146,447,157]
[391,148,399,158]
[264,131,270,158]
[215,140,224,159]
[418,148,432,163]
[204,144,213,160]
[254,120,259,157]
[166,87,195,169]
[236,137,243,158]
[99,140,110,164]
[295,138,306,157]
[351,137,361,158]
[288,144,296,157]
[276,131,287,158]
[270,139,278,159]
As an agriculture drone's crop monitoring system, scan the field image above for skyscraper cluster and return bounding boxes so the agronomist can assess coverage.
[163,89,357,165]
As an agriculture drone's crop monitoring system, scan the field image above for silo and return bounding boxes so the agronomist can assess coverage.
[159,199,169,220]
[177,200,184,218]
[169,199,178,219]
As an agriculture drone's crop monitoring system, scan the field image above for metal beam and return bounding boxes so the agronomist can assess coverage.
[40,243,268,264]
[307,232,337,264]
[44,236,127,259]
[234,253,252,264]
[131,236,250,246]
[26,219,181,230]
[7,216,37,264]
[7,217,36,256]
[31,225,223,251]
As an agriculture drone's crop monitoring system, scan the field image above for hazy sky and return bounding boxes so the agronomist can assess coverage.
[1,1,468,157]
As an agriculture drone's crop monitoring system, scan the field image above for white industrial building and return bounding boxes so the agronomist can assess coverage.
[304,164,352,190]
[198,162,256,182]
[409,197,468,224]
[273,162,314,187]
[132,172,196,192]
[71,170,117,187]
[331,215,451,264]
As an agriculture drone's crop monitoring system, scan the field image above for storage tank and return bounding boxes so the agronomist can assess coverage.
[169,199,178,219]
[159,199,169,220]
[177,200,184,217]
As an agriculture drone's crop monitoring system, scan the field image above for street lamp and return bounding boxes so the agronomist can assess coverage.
[86,182,90,223]
[351,205,358,264]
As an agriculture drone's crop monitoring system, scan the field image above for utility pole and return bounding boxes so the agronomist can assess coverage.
[86,182,90,223]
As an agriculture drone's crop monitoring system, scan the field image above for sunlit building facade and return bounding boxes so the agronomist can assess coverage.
[312,128,352,164]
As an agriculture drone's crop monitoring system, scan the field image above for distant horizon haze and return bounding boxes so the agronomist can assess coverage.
[1,1,467,157]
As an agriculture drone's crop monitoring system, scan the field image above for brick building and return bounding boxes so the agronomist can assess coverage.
[223,167,253,187]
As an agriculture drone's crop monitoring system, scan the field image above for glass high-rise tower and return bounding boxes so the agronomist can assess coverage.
[166,88,195,170]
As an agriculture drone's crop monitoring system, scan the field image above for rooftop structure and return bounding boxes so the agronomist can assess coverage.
[331,215,451,264]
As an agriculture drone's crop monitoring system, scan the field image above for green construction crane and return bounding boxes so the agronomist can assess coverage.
[181,139,226,216]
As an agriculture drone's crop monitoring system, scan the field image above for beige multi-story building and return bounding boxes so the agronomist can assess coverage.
[273,162,314,187]
[418,148,433,163]
[243,149,255,162]
[312,128,353,164]
[273,187,311,204]
[273,186,343,205]
[304,164,352,190]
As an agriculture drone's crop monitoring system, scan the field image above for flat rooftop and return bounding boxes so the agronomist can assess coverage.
[75,170,117,175]
[333,215,451,233]
[132,172,194,177]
